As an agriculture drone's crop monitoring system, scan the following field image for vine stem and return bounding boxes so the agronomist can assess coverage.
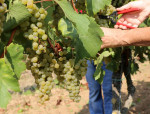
[45,3,56,10]
[47,38,59,56]
[34,0,52,4]
[71,0,78,13]
[0,29,16,58]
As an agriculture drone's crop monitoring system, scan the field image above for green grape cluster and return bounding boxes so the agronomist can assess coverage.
[99,5,116,16]
[20,0,53,103]
[26,48,55,103]
[95,16,109,27]
[53,51,87,102]
[20,1,88,103]
[0,0,7,36]
[21,0,48,55]
[95,5,116,27]
[26,47,87,103]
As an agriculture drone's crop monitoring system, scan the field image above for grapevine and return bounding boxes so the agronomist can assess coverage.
[0,0,7,37]
[0,0,150,110]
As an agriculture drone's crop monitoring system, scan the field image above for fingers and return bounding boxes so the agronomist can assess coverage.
[114,25,118,29]
[101,45,104,50]
[117,2,132,11]
[114,19,124,29]
[115,20,139,29]
[132,25,138,28]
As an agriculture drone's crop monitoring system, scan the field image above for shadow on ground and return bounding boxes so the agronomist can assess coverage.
[76,80,150,114]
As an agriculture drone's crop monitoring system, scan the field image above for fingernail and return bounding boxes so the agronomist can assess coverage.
[114,25,118,28]
[127,23,132,26]
[132,25,138,28]
[122,26,127,30]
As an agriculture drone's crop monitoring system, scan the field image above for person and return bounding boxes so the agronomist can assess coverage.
[86,0,150,114]
[86,61,113,114]
[101,0,150,49]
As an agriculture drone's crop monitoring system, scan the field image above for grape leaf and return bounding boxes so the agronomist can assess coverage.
[55,0,103,61]
[0,42,5,56]
[13,31,32,49]
[94,51,112,84]
[4,1,31,31]
[130,61,139,75]
[5,43,26,79]
[1,32,12,46]
[86,0,112,15]
[58,18,78,39]
[43,1,55,26]
[0,58,20,108]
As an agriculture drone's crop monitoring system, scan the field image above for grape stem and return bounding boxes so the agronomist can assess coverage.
[45,3,56,10]
[71,0,78,13]
[47,38,59,56]
[0,29,16,58]
[34,0,53,4]
[2,10,9,15]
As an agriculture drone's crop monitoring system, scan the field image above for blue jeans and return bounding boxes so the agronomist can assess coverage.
[86,60,113,114]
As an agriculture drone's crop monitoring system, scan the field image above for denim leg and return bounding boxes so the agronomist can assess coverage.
[86,60,104,114]
[102,63,113,114]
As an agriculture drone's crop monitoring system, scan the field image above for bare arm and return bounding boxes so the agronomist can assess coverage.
[121,27,150,46]
[101,27,150,49]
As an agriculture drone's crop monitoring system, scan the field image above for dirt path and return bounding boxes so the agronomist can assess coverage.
[0,61,150,114]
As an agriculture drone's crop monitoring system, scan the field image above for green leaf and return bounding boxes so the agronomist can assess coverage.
[86,0,112,15]
[5,43,26,79]
[85,0,93,16]
[1,32,12,46]
[55,0,103,61]
[4,1,31,31]
[0,42,5,56]
[58,18,78,39]
[102,51,112,57]
[13,31,32,49]
[94,51,112,84]
[94,63,103,80]
[0,58,20,108]
[130,62,139,74]
[97,69,105,84]
[43,1,55,26]
[0,83,11,108]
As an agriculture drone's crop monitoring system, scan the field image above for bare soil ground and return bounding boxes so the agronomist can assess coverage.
[0,61,150,114]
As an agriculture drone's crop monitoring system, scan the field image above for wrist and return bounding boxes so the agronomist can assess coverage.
[119,30,131,46]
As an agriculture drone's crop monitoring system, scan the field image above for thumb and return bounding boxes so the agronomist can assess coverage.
[117,2,132,11]
[100,45,104,50]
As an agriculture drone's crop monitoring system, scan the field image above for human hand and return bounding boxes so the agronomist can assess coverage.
[100,27,128,49]
[115,0,150,29]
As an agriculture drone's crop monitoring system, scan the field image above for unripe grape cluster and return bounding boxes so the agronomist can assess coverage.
[21,0,48,54]
[21,1,88,103]
[26,48,55,103]
[53,52,87,102]
[26,47,87,103]
[99,5,116,16]
[0,0,7,36]
[95,5,116,27]
[95,16,109,27]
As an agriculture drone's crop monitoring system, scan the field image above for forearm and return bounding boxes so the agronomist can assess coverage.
[120,27,150,46]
